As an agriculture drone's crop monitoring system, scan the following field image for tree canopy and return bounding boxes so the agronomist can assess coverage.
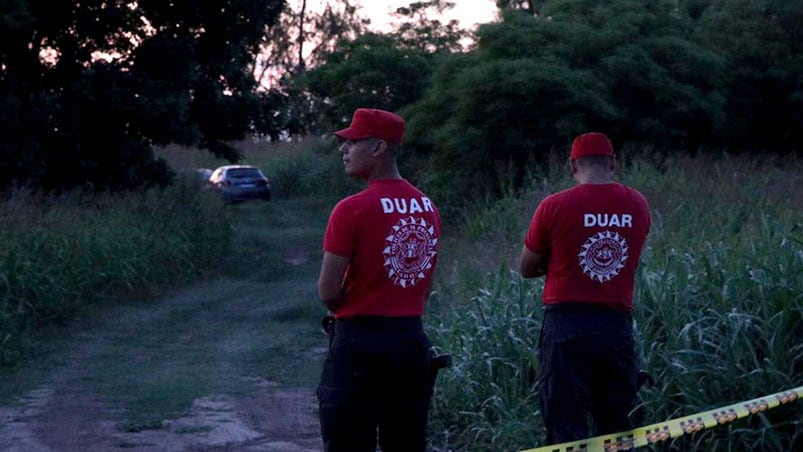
[400,0,722,204]
[254,0,368,91]
[1,0,799,196]
[394,0,800,206]
[0,0,285,191]
[285,0,469,136]
[691,0,803,150]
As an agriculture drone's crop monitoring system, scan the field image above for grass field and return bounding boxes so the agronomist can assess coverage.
[0,181,231,367]
[427,153,803,451]
[0,197,329,450]
[164,141,803,450]
[1,139,800,450]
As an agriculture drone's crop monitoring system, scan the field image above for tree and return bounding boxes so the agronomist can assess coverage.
[285,0,473,137]
[0,0,285,191]
[391,0,469,53]
[254,0,369,91]
[302,32,434,133]
[403,0,724,206]
[495,0,543,15]
[404,40,619,210]
[691,0,803,151]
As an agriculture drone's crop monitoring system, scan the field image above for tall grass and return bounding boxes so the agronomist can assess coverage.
[157,137,361,201]
[0,137,354,367]
[246,138,363,199]
[0,179,232,367]
[154,142,803,449]
[427,154,803,451]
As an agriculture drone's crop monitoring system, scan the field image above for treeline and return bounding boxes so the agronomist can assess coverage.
[0,0,287,191]
[297,0,802,206]
[0,0,800,202]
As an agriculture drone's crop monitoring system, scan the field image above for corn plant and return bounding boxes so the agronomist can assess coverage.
[428,154,802,451]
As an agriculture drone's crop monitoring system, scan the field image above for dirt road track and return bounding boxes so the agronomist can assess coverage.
[0,200,330,451]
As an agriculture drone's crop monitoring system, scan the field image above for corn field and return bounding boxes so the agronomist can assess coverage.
[427,154,803,451]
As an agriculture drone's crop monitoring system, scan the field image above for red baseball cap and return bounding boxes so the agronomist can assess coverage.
[570,132,614,160]
[334,108,405,145]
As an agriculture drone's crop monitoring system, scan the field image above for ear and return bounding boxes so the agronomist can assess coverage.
[371,139,387,157]
[570,159,578,175]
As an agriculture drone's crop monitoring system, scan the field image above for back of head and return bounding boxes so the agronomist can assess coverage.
[574,154,613,169]
[570,132,614,161]
[570,132,615,182]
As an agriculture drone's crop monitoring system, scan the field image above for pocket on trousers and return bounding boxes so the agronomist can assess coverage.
[316,383,348,405]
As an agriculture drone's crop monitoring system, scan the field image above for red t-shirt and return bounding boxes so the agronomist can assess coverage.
[524,183,650,312]
[323,179,441,319]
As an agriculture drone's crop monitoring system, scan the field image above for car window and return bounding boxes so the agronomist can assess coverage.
[226,168,263,178]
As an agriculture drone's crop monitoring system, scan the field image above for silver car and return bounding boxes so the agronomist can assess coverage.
[208,165,272,203]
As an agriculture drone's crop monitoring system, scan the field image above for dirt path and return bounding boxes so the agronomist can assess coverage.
[0,200,332,451]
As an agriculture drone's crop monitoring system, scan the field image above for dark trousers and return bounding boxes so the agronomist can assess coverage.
[538,304,639,444]
[317,316,433,452]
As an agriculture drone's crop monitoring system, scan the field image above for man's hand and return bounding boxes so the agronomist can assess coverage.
[519,246,548,278]
[321,296,343,313]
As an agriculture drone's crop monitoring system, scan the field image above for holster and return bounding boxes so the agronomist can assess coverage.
[429,349,451,389]
[321,315,335,336]
[321,315,451,389]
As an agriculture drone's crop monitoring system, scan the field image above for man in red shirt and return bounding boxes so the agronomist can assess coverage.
[317,108,442,452]
[519,132,651,444]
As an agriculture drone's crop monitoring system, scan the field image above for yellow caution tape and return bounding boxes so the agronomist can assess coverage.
[521,385,803,452]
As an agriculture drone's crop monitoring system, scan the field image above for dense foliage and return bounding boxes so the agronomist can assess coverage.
[0,0,285,191]
[401,0,803,206]
[292,0,468,134]
[0,181,232,367]
[1,0,800,198]
[691,0,803,151]
[302,33,435,130]
[426,155,803,451]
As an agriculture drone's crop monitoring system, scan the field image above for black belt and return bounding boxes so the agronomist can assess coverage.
[334,315,423,334]
[544,301,631,314]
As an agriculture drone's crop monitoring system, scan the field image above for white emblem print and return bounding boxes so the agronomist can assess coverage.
[578,231,629,282]
[383,216,438,288]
